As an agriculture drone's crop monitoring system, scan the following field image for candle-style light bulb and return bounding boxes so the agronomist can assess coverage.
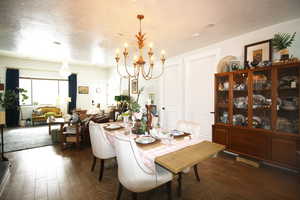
[161,50,166,55]
[133,55,138,61]
[116,48,120,55]
[124,43,128,48]
[149,42,153,48]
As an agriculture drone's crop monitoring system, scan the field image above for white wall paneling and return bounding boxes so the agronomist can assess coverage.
[160,57,184,129]
[183,49,220,141]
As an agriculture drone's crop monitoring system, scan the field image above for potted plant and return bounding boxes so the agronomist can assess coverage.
[0,88,28,110]
[0,88,28,126]
[272,32,296,60]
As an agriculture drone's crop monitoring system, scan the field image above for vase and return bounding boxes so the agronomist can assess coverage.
[123,116,129,124]
[279,48,289,61]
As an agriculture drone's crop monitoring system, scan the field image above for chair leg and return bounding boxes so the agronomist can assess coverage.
[193,164,201,182]
[166,181,172,200]
[116,182,123,200]
[132,192,137,200]
[99,159,105,181]
[91,156,97,172]
[177,172,182,197]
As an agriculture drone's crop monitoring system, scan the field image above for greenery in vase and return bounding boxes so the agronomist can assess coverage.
[272,32,296,51]
[128,86,144,113]
[0,88,28,111]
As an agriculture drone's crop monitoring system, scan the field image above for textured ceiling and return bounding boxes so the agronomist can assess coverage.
[0,0,300,67]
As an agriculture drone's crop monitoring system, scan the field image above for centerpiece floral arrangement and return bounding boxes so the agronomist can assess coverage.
[121,87,148,134]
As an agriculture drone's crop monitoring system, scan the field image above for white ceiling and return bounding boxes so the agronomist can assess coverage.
[0,0,300,67]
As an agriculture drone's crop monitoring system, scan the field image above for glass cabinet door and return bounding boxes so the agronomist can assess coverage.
[233,72,248,127]
[252,69,272,130]
[215,75,230,124]
[276,66,299,134]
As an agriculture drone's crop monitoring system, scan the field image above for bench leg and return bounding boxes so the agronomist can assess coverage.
[177,172,182,197]
[194,164,201,182]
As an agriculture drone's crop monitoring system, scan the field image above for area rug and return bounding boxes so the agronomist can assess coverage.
[3,125,60,152]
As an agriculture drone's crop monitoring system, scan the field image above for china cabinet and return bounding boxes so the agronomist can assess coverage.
[213,63,300,170]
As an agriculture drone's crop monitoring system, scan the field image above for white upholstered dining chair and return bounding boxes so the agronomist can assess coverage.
[89,121,116,181]
[176,120,202,182]
[114,134,173,200]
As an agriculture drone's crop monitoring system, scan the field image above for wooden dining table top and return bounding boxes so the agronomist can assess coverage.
[155,141,225,174]
[101,122,225,174]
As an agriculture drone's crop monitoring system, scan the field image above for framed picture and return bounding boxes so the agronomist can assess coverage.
[131,79,138,94]
[0,83,4,91]
[244,40,272,66]
[78,86,89,94]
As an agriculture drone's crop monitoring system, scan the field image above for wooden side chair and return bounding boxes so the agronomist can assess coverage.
[61,122,83,149]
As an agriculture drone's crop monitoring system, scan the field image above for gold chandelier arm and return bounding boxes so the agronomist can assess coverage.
[141,65,153,80]
[141,63,153,79]
[117,62,130,79]
[123,57,138,78]
[149,63,165,79]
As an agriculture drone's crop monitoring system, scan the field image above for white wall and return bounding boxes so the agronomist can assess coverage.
[0,56,109,119]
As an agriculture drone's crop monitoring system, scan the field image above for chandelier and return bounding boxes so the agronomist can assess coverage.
[115,14,166,80]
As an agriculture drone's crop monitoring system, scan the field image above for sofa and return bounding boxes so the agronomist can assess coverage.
[32,106,62,126]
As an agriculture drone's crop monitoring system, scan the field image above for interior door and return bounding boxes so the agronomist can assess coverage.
[160,62,182,129]
[184,52,218,141]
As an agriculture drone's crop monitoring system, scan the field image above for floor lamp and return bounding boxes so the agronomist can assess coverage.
[0,111,7,161]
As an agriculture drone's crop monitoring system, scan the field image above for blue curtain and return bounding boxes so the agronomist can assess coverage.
[68,74,77,114]
[5,69,19,127]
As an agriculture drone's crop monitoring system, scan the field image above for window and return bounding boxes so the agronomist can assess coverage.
[19,78,32,106]
[19,78,68,106]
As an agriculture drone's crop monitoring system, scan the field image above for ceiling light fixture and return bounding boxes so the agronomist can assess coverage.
[59,60,71,78]
[115,14,166,80]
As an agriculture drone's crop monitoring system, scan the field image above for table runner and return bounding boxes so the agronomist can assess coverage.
[101,123,204,172]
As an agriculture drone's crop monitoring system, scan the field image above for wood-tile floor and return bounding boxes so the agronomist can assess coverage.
[0,145,299,200]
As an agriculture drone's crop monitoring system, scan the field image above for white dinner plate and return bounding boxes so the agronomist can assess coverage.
[135,136,156,144]
[106,124,121,129]
[171,130,184,136]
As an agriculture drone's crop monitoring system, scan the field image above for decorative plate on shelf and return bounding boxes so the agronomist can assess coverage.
[233,114,246,126]
[217,56,237,73]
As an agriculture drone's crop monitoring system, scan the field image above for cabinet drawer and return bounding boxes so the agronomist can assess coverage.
[212,125,228,147]
[271,138,297,167]
[229,128,269,159]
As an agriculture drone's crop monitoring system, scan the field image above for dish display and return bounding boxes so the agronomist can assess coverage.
[253,74,271,90]
[279,97,298,111]
[279,75,298,89]
[218,81,229,91]
[135,136,156,144]
[251,116,271,129]
[233,83,247,91]
[233,114,246,126]
[276,117,298,134]
[234,97,248,109]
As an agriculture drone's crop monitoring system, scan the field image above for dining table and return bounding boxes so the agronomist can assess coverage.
[101,122,225,197]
